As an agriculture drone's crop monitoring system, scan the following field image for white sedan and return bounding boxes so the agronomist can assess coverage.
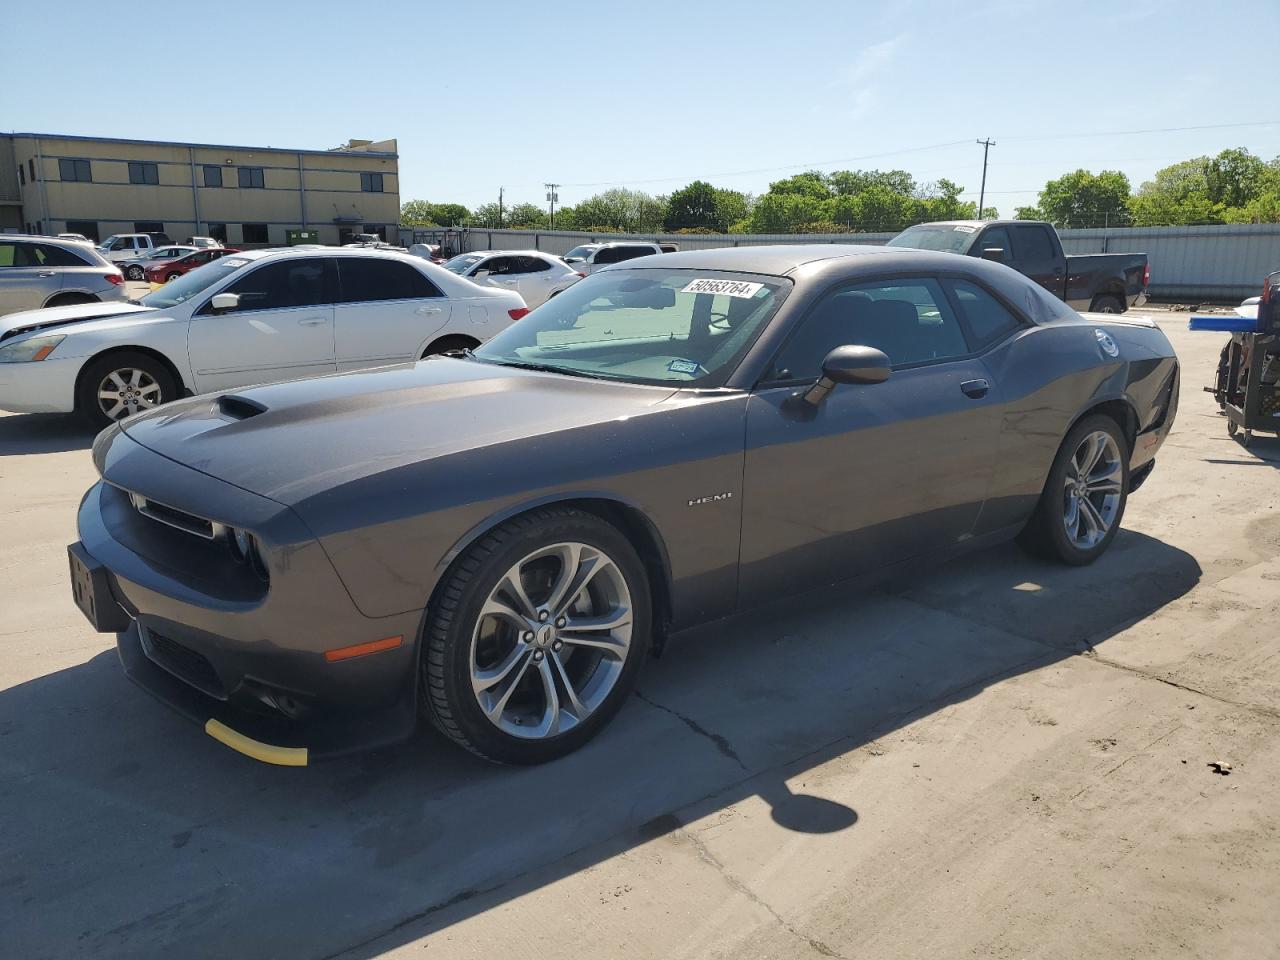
[0,248,527,427]
[439,250,582,308]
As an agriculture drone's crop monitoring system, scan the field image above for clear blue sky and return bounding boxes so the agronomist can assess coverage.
[4,0,1279,218]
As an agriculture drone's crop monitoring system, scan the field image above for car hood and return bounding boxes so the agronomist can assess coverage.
[119,358,677,505]
[0,301,157,341]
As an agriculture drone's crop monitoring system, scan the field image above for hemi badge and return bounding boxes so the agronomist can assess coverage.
[688,492,733,507]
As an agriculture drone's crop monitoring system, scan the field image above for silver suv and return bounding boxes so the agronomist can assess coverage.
[0,236,128,316]
[561,241,665,275]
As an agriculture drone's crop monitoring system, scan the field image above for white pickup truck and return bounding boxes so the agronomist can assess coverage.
[95,233,173,264]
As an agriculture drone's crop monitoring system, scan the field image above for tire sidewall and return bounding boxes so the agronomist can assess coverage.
[426,510,651,764]
[1041,415,1130,565]
[77,351,177,430]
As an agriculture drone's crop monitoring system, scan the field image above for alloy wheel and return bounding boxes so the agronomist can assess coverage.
[96,368,162,421]
[1062,430,1123,549]
[470,541,632,739]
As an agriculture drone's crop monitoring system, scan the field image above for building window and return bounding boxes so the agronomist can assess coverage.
[238,167,265,189]
[128,161,160,185]
[208,223,228,243]
[203,165,223,188]
[65,220,100,242]
[28,158,35,182]
[134,222,165,235]
[241,223,269,244]
[360,172,384,193]
[59,158,92,182]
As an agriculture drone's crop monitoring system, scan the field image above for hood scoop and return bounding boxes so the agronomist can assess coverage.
[216,394,269,421]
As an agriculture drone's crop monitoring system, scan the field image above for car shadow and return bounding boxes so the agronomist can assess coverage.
[1,530,1200,959]
[0,412,96,455]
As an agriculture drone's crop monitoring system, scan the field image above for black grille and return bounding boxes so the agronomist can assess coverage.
[141,629,226,700]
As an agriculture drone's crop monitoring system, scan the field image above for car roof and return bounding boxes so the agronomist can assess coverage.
[621,243,929,276]
[465,249,559,257]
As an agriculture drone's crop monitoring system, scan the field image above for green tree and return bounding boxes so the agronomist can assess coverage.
[767,171,831,200]
[714,189,750,230]
[1014,205,1044,220]
[506,202,548,228]
[1032,169,1132,228]
[400,200,471,226]
[664,180,721,231]
[470,202,503,228]
[572,189,667,232]
[917,178,978,222]
[1205,148,1266,209]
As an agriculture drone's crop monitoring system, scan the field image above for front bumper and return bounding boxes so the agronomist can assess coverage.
[0,355,81,414]
[75,435,424,763]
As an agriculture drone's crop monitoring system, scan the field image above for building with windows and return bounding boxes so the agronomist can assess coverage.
[0,133,399,246]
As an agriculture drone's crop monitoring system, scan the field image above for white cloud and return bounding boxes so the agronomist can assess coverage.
[831,35,905,118]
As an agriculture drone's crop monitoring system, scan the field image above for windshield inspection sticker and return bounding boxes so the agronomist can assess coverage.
[681,278,763,299]
[952,224,977,233]
[667,358,701,375]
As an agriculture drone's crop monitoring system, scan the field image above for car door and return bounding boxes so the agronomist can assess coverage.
[1010,224,1066,299]
[473,255,521,295]
[187,256,337,392]
[333,256,451,370]
[738,276,1003,602]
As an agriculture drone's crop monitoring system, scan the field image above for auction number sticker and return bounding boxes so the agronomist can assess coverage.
[952,225,977,233]
[681,278,763,299]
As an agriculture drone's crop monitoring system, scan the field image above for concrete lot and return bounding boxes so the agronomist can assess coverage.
[1,320,1278,959]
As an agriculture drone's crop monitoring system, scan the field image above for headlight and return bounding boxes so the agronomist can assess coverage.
[226,527,268,581]
[0,334,66,363]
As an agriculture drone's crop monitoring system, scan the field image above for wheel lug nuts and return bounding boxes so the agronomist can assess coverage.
[522,631,534,643]
[555,617,566,628]
[538,609,549,622]
[552,640,563,651]
[533,650,544,661]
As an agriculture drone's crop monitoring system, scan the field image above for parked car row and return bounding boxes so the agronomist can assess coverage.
[24,240,1178,769]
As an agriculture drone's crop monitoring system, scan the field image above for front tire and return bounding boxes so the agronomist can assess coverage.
[1090,294,1124,314]
[1018,414,1130,565]
[126,265,145,281]
[165,272,181,283]
[76,351,177,430]
[421,507,651,764]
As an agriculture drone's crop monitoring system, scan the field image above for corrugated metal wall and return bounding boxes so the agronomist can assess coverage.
[402,224,1280,302]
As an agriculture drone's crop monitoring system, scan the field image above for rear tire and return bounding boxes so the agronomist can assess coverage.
[421,507,651,764]
[76,351,177,430]
[45,293,97,308]
[421,334,480,358]
[1090,294,1124,314]
[126,265,145,281]
[165,272,181,283]
[1018,414,1130,565]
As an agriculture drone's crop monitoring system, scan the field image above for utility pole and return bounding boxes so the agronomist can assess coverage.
[498,186,504,228]
[545,182,560,229]
[976,138,995,219]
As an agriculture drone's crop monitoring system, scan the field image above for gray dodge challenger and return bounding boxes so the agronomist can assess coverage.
[68,245,1179,766]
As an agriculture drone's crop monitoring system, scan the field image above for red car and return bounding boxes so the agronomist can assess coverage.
[145,247,240,284]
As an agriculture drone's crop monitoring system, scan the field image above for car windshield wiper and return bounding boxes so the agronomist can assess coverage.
[471,355,615,381]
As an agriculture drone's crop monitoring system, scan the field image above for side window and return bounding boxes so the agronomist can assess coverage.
[517,256,552,273]
[945,279,1025,350]
[0,243,19,267]
[593,247,622,265]
[32,244,90,267]
[223,259,328,311]
[1012,225,1055,264]
[617,246,657,262]
[484,257,513,275]
[768,278,969,381]
[336,258,443,303]
[975,226,1012,264]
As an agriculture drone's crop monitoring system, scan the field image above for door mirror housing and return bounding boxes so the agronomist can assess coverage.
[979,246,1006,262]
[801,345,891,407]
[210,292,240,313]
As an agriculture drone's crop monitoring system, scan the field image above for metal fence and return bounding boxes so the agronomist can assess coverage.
[401,223,1280,302]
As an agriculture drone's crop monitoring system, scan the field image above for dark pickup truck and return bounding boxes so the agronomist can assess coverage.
[887,220,1148,313]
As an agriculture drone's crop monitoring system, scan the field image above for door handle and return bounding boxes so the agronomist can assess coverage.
[960,378,990,399]
[416,306,443,315]
[37,271,55,278]
[297,317,328,326]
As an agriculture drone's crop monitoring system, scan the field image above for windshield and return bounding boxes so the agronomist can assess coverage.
[139,258,249,308]
[473,268,789,387]
[96,236,119,250]
[886,224,977,254]
[563,245,595,263]
[442,254,485,274]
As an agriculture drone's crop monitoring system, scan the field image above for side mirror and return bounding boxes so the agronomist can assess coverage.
[979,246,1006,262]
[802,345,891,407]
[211,292,240,313]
